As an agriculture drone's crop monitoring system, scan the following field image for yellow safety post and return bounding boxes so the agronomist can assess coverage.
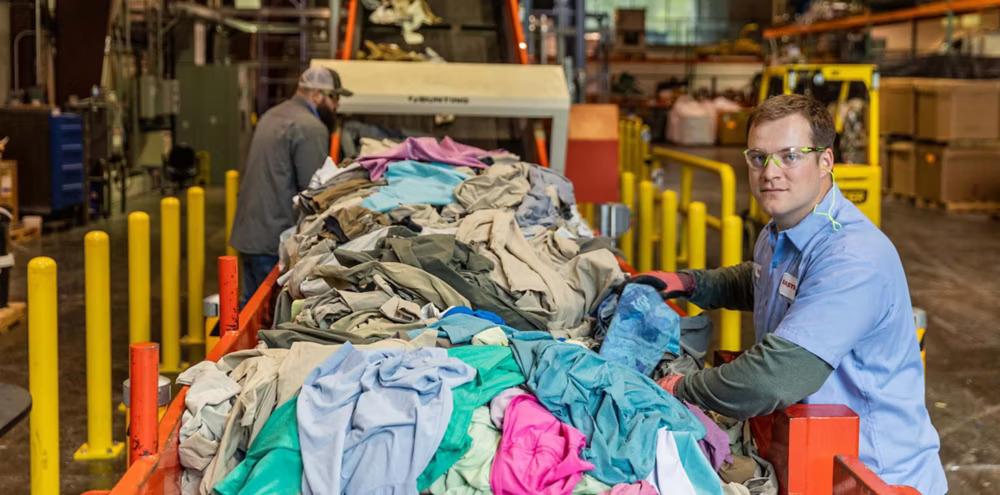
[225,170,239,257]
[687,202,707,316]
[161,197,182,374]
[719,215,744,351]
[28,257,60,495]
[619,172,636,265]
[639,124,651,181]
[660,190,678,272]
[183,187,205,347]
[128,212,151,344]
[582,202,595,230]
[637,180,655,272]
[74,232,125,461]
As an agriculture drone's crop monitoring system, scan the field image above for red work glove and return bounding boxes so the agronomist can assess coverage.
[629,271,695,299]
[657,374,684,395]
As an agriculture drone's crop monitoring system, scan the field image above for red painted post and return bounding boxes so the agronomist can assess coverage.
[128,343,159,466]
[218,256,239,335]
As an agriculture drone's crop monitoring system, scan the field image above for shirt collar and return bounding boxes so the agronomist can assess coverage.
[293,94,320,117]
[768,182,842,251]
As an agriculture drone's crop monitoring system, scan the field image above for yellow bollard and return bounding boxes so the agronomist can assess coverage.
[128,212,151,344]
[637,180,655,272]
[183,187,205,346]
[75,232,125,461]
[28,257,60,495]
[161,197,182,374]
[687,202,707,316]
[619,172,636,265]
[225,170,239,257]
[660,190,678,272]
[719,215,743,351]
[580,202,595,230]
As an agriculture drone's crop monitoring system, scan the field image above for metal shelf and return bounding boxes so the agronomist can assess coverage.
[763,0,1000,39]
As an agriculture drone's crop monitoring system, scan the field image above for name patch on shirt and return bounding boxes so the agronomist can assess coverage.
[779,272,798,300]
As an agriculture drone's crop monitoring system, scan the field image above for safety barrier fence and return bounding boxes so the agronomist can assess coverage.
[24,170,241,494]
[618,117,743,352]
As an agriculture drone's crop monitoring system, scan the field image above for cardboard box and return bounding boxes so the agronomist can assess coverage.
[888,140,916,197]
[717,110,750,146]
[915,79,1000,141]
[880,78,916,136]
[915,142,1000,202]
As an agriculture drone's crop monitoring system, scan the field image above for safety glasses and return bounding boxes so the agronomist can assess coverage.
[743,146,828,170]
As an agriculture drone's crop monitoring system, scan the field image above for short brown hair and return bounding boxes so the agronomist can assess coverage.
[747,94,836,148]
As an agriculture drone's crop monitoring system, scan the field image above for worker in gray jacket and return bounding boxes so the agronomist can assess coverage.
[230,67,352,302]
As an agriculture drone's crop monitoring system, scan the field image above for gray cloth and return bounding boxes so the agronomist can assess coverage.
[177,362,242,495]
[685,261,755,312]
[312,260,470,312]
[515,164,576,230]
[674,333,833,420]
[335,233,551,331]
[231,95,329,255]
[198,349,288,494]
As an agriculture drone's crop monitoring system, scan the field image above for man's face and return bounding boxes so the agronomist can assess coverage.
[747,113,833,229]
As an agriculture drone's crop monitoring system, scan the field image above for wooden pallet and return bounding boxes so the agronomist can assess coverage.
[0,302,25,334]
[915,198,1000,213]
[10,223,40,243]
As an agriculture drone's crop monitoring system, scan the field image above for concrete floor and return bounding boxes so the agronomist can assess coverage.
[0,147,997,493]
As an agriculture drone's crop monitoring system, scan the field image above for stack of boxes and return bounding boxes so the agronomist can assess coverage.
[881,77,1000,207]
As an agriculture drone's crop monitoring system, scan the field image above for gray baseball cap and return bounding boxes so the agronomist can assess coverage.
[299,67,354,97]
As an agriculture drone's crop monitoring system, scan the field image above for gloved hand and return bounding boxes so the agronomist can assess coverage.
[657,374,684,395]
[629,271,695,299]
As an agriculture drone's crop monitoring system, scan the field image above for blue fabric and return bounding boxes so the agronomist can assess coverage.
[361,160,468,213]
[240,253,279,306]
[509,338,705,485]
[441,306,505,325]
[411,313,552,345]
[599,284,681,374]
[297,343,476,495]
[754,183,945,494]
[672,431,723,495]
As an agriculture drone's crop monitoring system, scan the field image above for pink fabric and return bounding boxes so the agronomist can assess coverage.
[356,136,491,180]
[490,394,594,495]
[602,481,660,495]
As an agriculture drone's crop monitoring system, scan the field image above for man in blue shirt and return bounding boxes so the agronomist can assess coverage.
[645,94,946,493]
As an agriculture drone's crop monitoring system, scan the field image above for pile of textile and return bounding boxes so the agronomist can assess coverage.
[178,137,777,495]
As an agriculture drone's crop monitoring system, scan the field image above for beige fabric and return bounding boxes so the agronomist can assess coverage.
[528,229,581,267]
[453,162,531,212]
[389,204,461,230]
[456,209,585,336]
[561,248,626,314]
[275,330,440,405]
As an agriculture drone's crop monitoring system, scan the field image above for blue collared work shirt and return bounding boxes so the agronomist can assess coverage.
[753,183,946,494]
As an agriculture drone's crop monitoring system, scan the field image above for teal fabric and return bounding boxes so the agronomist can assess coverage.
[428,407,499,495]
[417,346,526,490]
[410,313,553,345]
[509,338,705,485]
[672,431,724,495]
[214,398,301,495]
[360,160,468,213]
